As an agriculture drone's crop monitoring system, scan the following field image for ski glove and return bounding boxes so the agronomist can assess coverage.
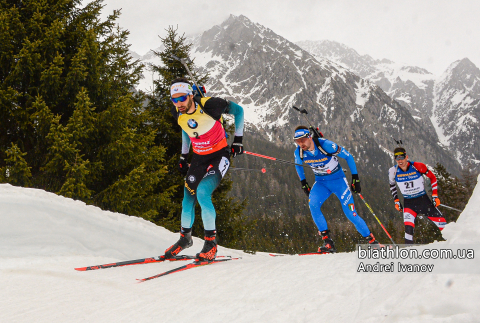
[351,174,361,193]
[432,195,440,207]
[231,136,244,158]
[394,199,402,212]
[301,179,311,197]
[178,154,189,175]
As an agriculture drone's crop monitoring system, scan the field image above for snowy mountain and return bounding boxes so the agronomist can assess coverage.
[432,58,480,168]
[294,40,391,79]
[187,15,460,175]
[1,179,480,322]
[297,40,438,138]
[295,40,436,92]
[133,15,470,175]
[296,40,480,171]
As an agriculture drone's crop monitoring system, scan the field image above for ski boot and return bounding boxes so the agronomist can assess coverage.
[365,233,384,248]
[164,230,193,259]
[318,230,336,253]
[196,232,217,261]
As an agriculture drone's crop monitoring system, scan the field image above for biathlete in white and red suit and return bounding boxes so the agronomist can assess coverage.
[388,147,446,244]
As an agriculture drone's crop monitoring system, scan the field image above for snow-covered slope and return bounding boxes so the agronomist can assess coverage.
[1,182,480,322]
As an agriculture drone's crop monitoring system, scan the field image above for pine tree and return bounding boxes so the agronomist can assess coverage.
[0,143,32,186]
[146,26,251,249]
[1,0,174,220]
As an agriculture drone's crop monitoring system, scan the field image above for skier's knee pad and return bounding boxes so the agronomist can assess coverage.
[403,208,416,227]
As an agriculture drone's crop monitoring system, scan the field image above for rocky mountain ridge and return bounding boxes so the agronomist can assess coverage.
[188,15,461,175]
[133,15,469,175]
[296,40,480,170]
[432,58,480,168]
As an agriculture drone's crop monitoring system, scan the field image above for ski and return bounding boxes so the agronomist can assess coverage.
[269,251,334,257]
[137,257,241,282]
[75,255,197,271]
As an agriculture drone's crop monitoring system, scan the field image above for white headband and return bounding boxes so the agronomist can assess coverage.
[171,82,193,96]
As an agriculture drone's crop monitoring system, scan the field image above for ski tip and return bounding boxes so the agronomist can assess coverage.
[136,278,146,283]
[216,256,241,261]
[74,267,87,271]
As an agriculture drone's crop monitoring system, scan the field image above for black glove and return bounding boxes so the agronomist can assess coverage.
[231,136,244,158]
[301,179,311,196]
[351,174,361,193]
[178,153,189,175]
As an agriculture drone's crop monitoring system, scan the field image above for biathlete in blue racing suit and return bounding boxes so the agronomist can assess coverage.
[293,126,379,252]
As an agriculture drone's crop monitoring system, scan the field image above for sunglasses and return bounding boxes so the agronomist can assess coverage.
[395,155,406,161]
[171,94,189,103]
[294,135,310,143]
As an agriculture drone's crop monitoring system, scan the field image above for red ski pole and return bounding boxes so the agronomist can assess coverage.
[244,151,320,170]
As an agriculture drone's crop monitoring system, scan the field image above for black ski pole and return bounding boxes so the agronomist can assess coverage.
[439,204,463,212]
[292,106,323,138]
[170,54,204,98]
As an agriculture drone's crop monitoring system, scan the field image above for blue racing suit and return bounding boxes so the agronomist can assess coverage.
[294,138,371,237]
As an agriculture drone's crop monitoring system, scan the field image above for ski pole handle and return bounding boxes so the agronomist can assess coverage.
[292,105,324,139]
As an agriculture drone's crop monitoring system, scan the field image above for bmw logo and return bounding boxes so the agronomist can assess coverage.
[187,119,198,129]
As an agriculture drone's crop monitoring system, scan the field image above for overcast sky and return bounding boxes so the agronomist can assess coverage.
[101,0,479,75]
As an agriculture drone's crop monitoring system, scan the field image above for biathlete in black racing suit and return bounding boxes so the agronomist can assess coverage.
[164,78,244,261]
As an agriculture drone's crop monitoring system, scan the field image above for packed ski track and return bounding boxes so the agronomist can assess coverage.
[1,181,480,323]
